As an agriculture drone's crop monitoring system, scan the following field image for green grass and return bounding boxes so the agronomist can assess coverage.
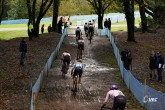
[0,18,140,40]
[0,30,28,40]
[0,21,53,28]
[111,26,127,32]
[0,24,27,28]
[115,18,141,25]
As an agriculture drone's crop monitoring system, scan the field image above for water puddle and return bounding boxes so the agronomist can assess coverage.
[69,42,77,45]
[82,57,115,73]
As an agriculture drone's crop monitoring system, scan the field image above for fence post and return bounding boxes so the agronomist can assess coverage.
[143,79,147,107]
[33,93,36,110]
[47,63,49,77]
[128,70,131,89]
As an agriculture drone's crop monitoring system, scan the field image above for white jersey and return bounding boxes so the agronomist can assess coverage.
[104,90,125,103]
[62,52,71,59]
[78,39,84,43]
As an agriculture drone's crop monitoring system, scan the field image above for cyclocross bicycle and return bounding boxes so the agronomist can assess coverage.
[61,62,69,78]
[88,31,93,44]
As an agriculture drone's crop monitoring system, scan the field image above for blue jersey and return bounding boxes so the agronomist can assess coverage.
[73,63,84,71]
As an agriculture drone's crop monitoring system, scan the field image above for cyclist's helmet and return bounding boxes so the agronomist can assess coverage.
[85,22,87,24]
[110,84,118,90]
[77,27,80,29]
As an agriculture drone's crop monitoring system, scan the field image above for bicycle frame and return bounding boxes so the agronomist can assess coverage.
[73,75,78,91]
[62,62,68,78]
[88,30,94,44]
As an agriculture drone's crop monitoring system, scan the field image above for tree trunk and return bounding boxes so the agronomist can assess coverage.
[98,0,103,29]
[98,13,103,29]
[26,0,53,37]
[124,0,136,42]
[34,19,41,37]
[139,0,148,32]
[0,0,4,24]
[52,0,59,32]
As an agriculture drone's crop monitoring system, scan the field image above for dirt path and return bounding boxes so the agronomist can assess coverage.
[36,30,145,110]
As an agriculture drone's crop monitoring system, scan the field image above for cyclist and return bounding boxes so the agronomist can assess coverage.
[61,50,71,72]
[84,22,88,37]
[101,85,126,110]
[75,27,82,42]
[71,60,84,85]
[77,37,84,59]
[88,21,94,40]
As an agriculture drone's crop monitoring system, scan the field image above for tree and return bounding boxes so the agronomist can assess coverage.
[8,0,28,20]
[86,0,113,29]
[144,0,165,24]
[135,0,148,32]
[123,0,136,42]
[0,0,4,24]
[52,0,60,32]
[26,0,53,37]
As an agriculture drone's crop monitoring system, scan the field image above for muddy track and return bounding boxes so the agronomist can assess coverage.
[36,30,145,110]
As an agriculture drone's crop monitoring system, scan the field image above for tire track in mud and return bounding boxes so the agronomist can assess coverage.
[36,30,145,110]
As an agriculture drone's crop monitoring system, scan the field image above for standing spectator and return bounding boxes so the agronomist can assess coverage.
[156,52,164,82]
[47,24,52,33]
[64,22,68,28]
[58,17,63,33]
[104,18,108,28]
[107,18,111,31]
[41,24,44,34]
[28,21,34,40]
[67,16,72,27]
[62,16,66,24]
[19,38,27,66]
[149,51,157,80]
[121,50,132,70]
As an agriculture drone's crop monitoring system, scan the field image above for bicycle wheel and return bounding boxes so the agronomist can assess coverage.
[89,32,92,43]
[62,63,68,78]
[74,76,78,91]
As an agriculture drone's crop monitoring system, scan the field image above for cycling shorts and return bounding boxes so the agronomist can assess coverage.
[88,27,94,33]
[76,31,81,37]
[112,95,126,110]
[63,55,70,65]
[73,67,82,78]
[78,42,84,50]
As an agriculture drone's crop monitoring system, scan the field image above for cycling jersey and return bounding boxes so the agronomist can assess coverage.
[78,39,84,50]
[84,24,88,31]
[88,24,94,33]
[75,28,81,34]
[62,52,71,64]
[73,63,84,70]
[104,90,126,110]
[105,90,124,102]
[73,63,84,78]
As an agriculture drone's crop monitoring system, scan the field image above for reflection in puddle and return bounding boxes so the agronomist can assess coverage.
[69,42,77,45]
[83,58,115,72]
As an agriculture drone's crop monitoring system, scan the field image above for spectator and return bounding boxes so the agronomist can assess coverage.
[58,17,63,33]
[121,50,132,70]
[48,24,52,33]
[41,24,44,34]
[104,18,108,28]
[62,16,66,24]
[64,22,68,28]
[28,21,34,40]
[19,38,27,66]
[149,51,157,80]
[107,18,111,31]
[156,52,164,82]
